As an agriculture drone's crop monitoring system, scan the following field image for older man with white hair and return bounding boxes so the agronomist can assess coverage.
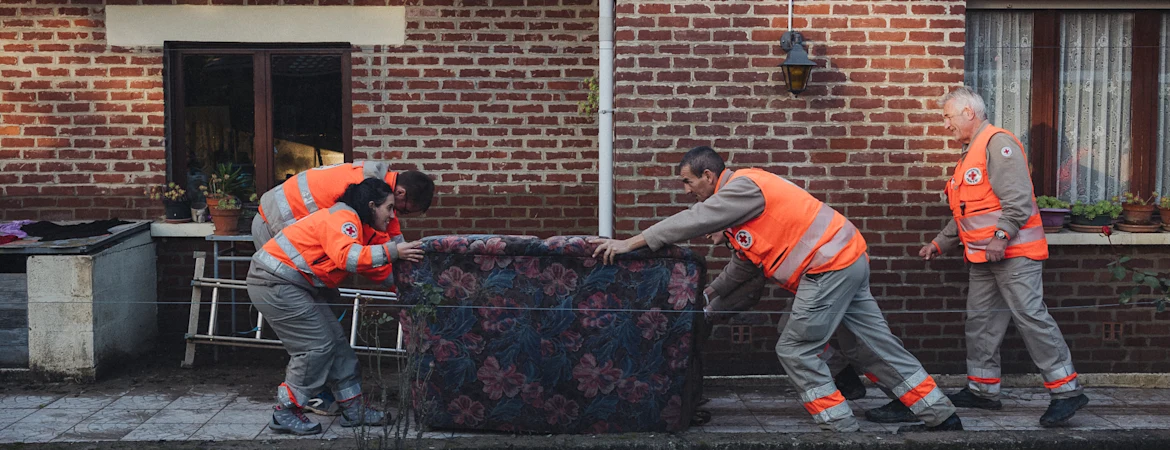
[914,86,1088,427]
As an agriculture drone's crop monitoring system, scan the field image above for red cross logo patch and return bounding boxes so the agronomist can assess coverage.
[735,230,753,249]
[1000,146,1013,158]
[341,222,359,239]
[963,168,983,185]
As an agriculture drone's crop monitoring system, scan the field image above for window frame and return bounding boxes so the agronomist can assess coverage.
[966,9,1165,198]
[163,42,354,194]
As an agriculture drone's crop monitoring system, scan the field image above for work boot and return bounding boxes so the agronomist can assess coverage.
[339,395,389,427]
[834,365,867,401]
[896,413,963,433]
[269,405,322,435]
[864,399,917,423]
[1039,394,1089,427]
[947,388,1003,410]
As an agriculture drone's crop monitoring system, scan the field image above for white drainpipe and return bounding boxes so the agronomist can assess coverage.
[597,0,615,238]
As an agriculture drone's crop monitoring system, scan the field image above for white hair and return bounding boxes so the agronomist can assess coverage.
[941,86,987,120]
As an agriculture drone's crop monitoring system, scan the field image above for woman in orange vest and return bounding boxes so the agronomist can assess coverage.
[246,178,424,435]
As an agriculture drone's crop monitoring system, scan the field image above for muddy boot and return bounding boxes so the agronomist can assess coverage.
[864,399,917,423]
[896,413,963,433]
[834,365,867,401]
[946,388,1002,410]
[269,405,322,435]
[1039,394,1089,427]
[339,395,389,427]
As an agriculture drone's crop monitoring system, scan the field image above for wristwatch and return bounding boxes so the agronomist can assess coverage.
[994,230,1009,240]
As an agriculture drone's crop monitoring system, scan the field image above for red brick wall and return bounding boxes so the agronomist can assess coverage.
[0,0,600,238]
[613,0,1169,375]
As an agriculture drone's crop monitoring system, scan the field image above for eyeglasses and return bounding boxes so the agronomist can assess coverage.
[721,230,735,250]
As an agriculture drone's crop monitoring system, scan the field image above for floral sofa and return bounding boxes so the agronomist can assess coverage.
[393,235,707,434]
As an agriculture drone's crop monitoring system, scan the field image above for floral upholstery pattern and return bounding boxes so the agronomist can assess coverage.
[394,235,706,434]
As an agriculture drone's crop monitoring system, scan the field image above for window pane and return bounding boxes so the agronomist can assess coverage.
[182,54,256,198]
[1157,13,1170,195]
[271,54,344,184]
[1055,12,1133,203]
[965,11,1033,152]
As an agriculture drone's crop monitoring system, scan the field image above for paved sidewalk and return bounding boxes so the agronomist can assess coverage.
[1,382,1169,444]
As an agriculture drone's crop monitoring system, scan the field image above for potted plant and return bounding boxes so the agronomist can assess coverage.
[1115,191,1158,224]
[198,163,255,211]
[1069,200,1121,228]
[209,195,243,235]
[145,182,191,223]
[1036,196,1070,232]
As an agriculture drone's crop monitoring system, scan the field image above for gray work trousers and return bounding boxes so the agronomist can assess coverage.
[965,257,1082,399]
[246,265,363,407]
[251,214,274,250]
[776,257,955,431]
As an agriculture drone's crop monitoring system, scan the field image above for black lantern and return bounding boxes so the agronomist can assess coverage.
[779,30,815,96]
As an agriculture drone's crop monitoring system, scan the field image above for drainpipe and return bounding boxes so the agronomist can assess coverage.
[597,0,615,238]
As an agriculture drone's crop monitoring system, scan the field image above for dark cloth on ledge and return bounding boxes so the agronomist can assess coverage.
[20,219,131,242]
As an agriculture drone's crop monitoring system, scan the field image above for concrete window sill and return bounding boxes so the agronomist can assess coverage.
[1045,230,1170,246]
[150,221,214,238]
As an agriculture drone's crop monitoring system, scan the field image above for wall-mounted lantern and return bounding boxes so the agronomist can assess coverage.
[779,30,815,96]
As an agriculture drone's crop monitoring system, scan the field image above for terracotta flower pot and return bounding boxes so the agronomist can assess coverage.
[1121,204,1156,225]
[210,208,242,236]
[1161,208,1170,226]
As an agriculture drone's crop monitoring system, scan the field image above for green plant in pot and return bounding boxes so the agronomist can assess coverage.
[1069,200,1121,227]
[145,182,191,223]
[1115,191,1158,225]
[1036,196,1070,231]
[210,195,243,236]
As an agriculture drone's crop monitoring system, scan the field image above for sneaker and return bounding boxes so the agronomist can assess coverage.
[947,388,1003,410]
[304,393,340,416]
[339,396,389,427]
[865,399,917,423]
[1039,394,1089,427]
[896,413,963,433]
[269,405,322,435]
[834,365,867,401]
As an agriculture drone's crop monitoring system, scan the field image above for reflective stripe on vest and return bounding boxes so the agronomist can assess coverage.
[253,247,326,288]
[799,382,851,424]
[894,368,946,415]
[772,204,859,284]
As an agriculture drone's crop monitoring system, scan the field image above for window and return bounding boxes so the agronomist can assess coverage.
[164,43,353,196]
[965,9,1168,203]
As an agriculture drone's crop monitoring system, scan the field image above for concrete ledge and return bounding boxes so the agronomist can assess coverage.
[707,372,1170,389]
[150,222,214,238]
[1046,230,1170,246]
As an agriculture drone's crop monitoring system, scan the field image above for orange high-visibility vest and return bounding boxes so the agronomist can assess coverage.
[252,203,394,289]
[258,161,401,238]
[945,125,1048,263]
[721,169,868,293]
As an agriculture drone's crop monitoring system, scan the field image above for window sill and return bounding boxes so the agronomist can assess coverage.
[1046,230,1170,246]
[150,221,214,238]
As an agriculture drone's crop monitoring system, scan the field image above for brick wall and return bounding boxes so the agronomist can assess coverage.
[0,0,601,238]
[613,0,1169,375]
[5,0,1168,375]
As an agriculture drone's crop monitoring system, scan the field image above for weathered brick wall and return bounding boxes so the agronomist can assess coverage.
[614,0,1169,375]
[0,0,601,238]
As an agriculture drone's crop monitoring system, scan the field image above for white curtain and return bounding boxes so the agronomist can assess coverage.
[965,11,1033,152]
[1055,12,1134,203]
[1157,14,1170,195]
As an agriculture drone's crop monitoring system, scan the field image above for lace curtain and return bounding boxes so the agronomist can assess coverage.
[1055,13,1134,203]
[1157,14,1170,194]
[965,11,1034,152]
